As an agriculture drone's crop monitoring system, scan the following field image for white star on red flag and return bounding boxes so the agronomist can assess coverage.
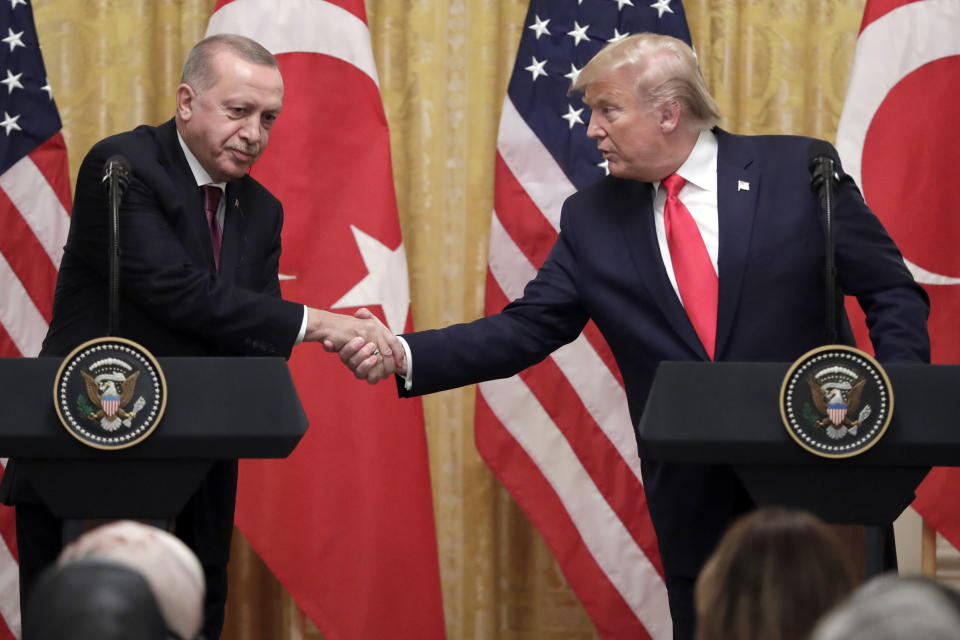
[331,226,411,334]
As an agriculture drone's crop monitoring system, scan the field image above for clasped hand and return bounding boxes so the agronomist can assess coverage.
[306,307,404,384]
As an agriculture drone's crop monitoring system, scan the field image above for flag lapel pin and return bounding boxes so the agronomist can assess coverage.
[737,180,750,192]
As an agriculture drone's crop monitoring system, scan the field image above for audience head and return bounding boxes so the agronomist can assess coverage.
[694,507,857,640]
[812,575,960,640]
[57,520,205,640]
[23,559,168,640]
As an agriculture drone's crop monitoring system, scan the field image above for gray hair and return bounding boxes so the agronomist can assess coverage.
[812,575,960,640]
[572,32,720,131]
[180,33,278,93]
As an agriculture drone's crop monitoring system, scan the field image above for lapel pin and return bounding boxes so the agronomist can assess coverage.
[737,180,750,192]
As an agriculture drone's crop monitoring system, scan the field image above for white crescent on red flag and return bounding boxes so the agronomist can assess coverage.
[836,0,960,545]
[206,2,445,637]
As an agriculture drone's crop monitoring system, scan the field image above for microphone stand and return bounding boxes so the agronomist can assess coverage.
[811,156,841,344]
[104,158,129,337]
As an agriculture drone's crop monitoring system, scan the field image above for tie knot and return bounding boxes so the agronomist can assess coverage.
[662,174,686,198]
[202,185,222,215]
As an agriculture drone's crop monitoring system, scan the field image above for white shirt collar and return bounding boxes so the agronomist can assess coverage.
[176,129,226,192]
[655,128,718,194]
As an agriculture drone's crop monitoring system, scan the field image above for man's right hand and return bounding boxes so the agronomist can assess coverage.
[304,307,405,384]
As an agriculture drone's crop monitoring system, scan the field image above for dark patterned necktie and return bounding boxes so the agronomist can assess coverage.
[202,185,223,271]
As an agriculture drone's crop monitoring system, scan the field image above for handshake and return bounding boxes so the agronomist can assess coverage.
[305,307,405,385]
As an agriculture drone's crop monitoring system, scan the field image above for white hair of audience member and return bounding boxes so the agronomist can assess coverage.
[811,574,960,640]
[58,520,205,640]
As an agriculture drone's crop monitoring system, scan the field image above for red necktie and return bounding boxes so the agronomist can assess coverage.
[662,174,717,359]
[202,185,223,271]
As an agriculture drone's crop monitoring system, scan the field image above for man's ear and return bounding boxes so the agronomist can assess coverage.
[658,99,681,133]
[176,83,197,122]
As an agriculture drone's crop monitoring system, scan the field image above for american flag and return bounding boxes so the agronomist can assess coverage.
[0,0,72,637]
[476,1,691,637]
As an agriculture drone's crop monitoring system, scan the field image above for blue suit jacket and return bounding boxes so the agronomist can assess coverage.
[400,129,929,576]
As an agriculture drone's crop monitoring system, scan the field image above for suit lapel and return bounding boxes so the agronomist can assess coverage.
[157,120,216,271]
[714,129,760,359]
[614,178,709,358]
[218,181,244,282]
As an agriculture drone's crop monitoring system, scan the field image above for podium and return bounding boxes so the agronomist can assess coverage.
[636,362,955,525]
[0,357,307,521]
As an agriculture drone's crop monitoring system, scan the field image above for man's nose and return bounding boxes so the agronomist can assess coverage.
[238,116,262,143]
[586,112,603,139]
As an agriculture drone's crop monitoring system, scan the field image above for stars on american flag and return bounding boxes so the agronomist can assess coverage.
[561,104,585,129]
[525,56,548,81]
[2,27,24,51]
[1,69,22,94]
[567,21,590,46]
[521,0,680,146]
[650,0,676,18]
[0,0,62,148]
[528,14,551,39]
[0,110,20,134]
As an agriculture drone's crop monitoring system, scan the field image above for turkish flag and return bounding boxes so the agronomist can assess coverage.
[837,0,960,547]
[207,2,446,638]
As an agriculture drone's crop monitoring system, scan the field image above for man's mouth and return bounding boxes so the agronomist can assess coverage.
[228,147,256,161]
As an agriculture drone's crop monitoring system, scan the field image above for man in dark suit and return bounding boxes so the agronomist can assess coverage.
[340,33,930,639]
[1,34,400,639]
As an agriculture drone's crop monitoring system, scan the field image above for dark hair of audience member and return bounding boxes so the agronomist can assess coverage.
[694,507,857,640]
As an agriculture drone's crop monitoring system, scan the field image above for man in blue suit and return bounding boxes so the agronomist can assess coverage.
[342,33,929,639]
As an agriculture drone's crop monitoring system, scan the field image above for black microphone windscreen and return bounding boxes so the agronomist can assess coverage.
[101,155,131,195]
[807,141,834,171]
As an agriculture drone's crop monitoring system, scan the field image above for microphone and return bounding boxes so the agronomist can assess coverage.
[808,141,838,205]
[101,155,130,337]
[807,141,842,344]
[101,155,131,200]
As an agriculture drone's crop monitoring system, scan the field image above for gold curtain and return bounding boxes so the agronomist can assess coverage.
[33,1,864,638]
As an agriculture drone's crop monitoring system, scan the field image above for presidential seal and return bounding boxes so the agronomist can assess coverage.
[780,345,893,459]
[53,337,166,450]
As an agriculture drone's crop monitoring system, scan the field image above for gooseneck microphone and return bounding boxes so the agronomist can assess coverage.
[102,155,131,336]
[808,141,842,344]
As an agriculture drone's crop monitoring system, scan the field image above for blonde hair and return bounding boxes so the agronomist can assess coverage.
[572,33,720,130]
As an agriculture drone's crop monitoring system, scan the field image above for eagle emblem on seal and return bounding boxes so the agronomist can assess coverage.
[80,369,145,432]
[806,373,871,440]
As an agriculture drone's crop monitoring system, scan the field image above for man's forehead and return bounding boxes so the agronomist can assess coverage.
[584,77,632,104]
[584,64,638,96]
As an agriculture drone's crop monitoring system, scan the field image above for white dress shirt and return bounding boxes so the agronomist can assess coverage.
[652,129,720,304]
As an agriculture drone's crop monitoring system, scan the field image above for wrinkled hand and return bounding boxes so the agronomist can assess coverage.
[306,307,404,384]
[334,309,408,384]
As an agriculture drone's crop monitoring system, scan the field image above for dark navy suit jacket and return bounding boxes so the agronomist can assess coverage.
[400,129,930,577]
[2,118,303,565]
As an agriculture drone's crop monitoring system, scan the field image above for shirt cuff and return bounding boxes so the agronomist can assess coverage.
[294,306,308,345]
[397,335,413,391]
